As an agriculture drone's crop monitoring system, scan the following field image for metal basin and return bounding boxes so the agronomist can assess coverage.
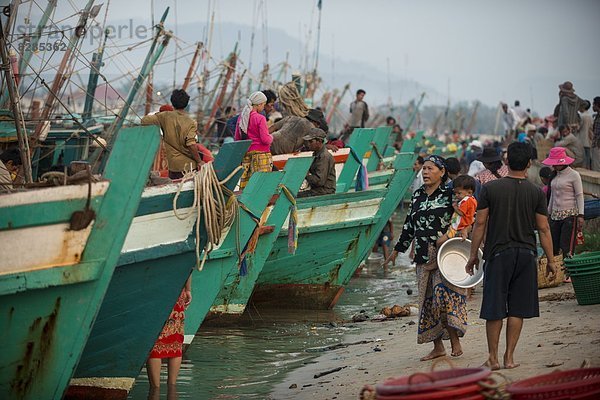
[437,238,484,288]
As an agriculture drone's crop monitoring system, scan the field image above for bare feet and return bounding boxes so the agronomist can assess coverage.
[482,360,501,371]
[420,350,446,361]
[504,354,520,369]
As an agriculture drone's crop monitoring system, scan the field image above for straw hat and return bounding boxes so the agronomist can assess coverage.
[542,147,574,166]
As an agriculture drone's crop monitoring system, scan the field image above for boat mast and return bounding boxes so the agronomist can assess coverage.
[326,83,349,124]
[246,0,258,94]
[0,17,33,183]
[33,0,97,140]
[105,7,170,143]
[199,5,215,116]
[307,0,323,102]
[465,101,480,136]
[274,51,289,84]
[223,68,246,112]
[1,1,19,37]
[431,112,442,136]
[404,92,426,133]
[82,28,110,124]
[145,0,155,117]
[182,42,202,91]
[203,46,237,135]
[0,0,24,107]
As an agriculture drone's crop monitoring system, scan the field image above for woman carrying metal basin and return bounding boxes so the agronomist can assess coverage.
[388,155,468,361]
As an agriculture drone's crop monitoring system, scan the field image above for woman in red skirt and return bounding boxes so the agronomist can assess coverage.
[147,277,192,387]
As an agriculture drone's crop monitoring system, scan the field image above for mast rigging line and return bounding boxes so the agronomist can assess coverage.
[7,37,142,125]
[15,1,151,107]
[8,40,109,151]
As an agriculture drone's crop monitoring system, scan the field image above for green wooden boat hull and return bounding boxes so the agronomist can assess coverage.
[250,152,416,309]
[199,157,313,325]
[67,142,250,399]
[202,129,379,321]
[0,126,160,400]
[182,170,288,344]
[204,129,413,317]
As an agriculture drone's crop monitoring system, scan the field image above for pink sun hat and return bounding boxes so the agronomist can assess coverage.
[542,147,574,166]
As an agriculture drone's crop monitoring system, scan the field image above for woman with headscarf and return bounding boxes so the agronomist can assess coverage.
[235,91,272,189]
[475,147,509,185]
[389,155,468,361]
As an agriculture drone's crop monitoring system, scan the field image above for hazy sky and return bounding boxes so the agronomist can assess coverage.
[7,0,600,115]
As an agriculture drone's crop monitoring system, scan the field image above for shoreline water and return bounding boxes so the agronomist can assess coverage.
[269,283,600,399]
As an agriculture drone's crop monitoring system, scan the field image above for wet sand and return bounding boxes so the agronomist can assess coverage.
[271,283,600,399]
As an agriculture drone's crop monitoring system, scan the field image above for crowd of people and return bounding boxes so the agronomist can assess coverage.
[385,141,562,369]
[2,79,598,380]
[500,82,600,171]
[374,81,600,371]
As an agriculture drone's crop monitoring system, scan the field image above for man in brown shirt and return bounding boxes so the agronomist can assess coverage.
[299,128,336,197]
[141,89,203,179]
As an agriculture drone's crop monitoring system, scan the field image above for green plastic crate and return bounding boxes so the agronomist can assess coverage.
[565,252,600,267]
[570,270,600,305]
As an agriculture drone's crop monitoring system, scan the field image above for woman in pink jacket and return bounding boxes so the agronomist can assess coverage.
[235,91,273,188]
[542,147,585,259]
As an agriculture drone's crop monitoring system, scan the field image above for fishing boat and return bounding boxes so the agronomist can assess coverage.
[247,129,416,310]
[0,125,160,400]
[201,129,377,323]
[183,156,313,340]
[65,141,256,399]
[201,127,414,320]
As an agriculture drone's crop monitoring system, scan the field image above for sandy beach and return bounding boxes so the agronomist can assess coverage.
[270,282,600,399]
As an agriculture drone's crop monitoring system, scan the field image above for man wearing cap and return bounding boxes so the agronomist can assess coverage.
[270,108,329,155]
[299,128,336,197]
[554,125,584,168]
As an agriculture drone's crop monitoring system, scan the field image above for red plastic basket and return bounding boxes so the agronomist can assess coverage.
[376,382,484,399]
[376,367,491,396]
[506,368,600,399]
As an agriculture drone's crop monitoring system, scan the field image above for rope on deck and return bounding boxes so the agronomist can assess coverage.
[173,163,242,270]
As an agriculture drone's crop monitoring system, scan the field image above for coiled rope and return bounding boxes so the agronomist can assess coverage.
[173,162,243,271]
